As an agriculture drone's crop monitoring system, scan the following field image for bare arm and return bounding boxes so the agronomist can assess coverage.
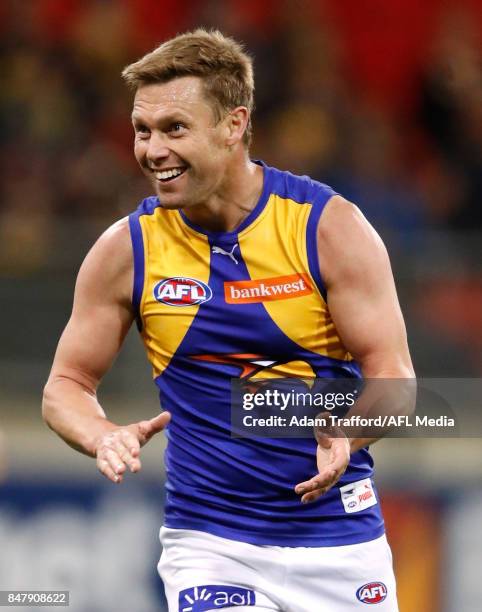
[322,196,415,451]
[42,218,170,482]
[296,196,415,502]
[320,196,414,381]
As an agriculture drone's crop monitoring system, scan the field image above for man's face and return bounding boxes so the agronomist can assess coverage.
[132,76,229,209]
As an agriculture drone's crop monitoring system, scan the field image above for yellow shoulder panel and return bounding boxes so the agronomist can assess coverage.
[239,195,350,361]
[139,208,211,377]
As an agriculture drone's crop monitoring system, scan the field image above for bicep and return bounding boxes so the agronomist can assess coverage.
[52,299,133,391]
[48,221,135,390]
[318,198,413,377]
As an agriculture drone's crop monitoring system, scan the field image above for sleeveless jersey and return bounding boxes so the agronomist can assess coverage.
[128,161,384,546]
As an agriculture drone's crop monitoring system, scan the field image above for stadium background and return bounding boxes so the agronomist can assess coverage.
[0,1,481,610]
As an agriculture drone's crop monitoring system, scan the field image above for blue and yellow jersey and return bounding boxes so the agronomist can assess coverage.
[128,161,384,546]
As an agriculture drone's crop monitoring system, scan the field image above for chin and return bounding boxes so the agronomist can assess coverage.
[155,188,198,211]
[157,198,185,210]
[152,185,178,208]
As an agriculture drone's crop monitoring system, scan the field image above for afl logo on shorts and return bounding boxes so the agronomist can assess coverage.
[153,277,212,307]
[356,582,387,604]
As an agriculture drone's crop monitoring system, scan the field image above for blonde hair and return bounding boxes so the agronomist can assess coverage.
[122,29,254,146]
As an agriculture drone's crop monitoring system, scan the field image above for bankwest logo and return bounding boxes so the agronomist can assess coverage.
[225,273,312,304]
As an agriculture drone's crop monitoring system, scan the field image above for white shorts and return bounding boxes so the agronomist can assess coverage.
[158,527,398,612]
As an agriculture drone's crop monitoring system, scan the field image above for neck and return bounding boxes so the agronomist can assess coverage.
[182,156,264,233]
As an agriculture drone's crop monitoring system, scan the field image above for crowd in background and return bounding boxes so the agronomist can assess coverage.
[0,0,481,374]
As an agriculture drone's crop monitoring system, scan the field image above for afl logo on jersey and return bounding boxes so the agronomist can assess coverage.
[356,582,387,604]
[153,277,212,307]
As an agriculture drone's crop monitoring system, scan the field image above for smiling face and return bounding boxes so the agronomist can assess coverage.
[132,76,233,210]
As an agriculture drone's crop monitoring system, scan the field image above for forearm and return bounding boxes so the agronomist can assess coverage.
[347,365,416,453]
[42,376,117,457]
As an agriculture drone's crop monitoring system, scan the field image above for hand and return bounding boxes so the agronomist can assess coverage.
[294,428,350,504]
[95,412,171,483]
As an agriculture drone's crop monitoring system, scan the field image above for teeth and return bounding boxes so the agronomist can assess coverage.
[155,167,184,180]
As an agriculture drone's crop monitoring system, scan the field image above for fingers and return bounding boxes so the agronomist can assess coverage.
[97,457,122,484]
[295,438,350,504]
[150,411,171,431]
[98,449,126,483]
[94,413,170,483]
[295,467,339,503]
[95,428,142,483]
[116,430,142,472]
[299,473,339,503]
[137,411,171,444]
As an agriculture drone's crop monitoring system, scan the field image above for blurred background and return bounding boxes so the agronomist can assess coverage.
[0,0,481,610]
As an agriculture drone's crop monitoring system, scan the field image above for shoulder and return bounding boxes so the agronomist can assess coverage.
[76,217,133,307]
[87,216,132,272]
[317,195,390,286]
[318,195,385,247]
[263,162,337,206]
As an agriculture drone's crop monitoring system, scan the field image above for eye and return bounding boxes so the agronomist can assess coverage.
[168,122,186,136]
[135,124,150,138]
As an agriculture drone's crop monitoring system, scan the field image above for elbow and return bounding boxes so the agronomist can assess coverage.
[41,382,55,428]
[399,364,417,418]
[42,377,67,429]
[395,374,417,419]
[401,362,416,380]
[41,372,80,427]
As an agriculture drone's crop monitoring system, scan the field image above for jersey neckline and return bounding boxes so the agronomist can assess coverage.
[177,160,272,240]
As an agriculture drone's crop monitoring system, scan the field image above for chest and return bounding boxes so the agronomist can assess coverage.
[143,235,327,381]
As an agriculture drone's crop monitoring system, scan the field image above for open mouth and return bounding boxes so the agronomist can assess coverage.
[154,166,187,183]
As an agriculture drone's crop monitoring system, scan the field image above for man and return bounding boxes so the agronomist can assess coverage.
[43,29,414,611]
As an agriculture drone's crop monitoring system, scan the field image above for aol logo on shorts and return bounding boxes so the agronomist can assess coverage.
[178,585,255,611]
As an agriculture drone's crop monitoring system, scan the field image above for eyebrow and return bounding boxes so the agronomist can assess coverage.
[131,111,191,125]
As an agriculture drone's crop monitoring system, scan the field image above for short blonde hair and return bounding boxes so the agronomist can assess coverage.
[122,29,254,146]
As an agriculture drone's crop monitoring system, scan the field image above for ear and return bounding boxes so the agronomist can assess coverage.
[224,107,249,146]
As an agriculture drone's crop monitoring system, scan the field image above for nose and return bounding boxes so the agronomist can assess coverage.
[146,131,170,166]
